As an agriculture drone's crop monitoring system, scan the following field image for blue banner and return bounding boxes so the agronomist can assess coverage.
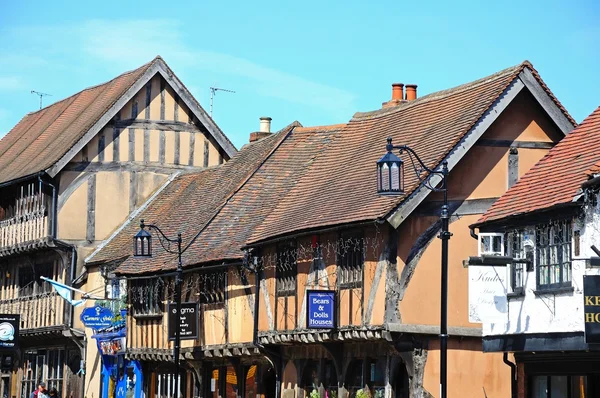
[81,306,114,329]
[307,290,335,329]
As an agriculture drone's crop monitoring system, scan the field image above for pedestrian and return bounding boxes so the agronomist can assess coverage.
[47,387,60,398]
[30,382,48,398]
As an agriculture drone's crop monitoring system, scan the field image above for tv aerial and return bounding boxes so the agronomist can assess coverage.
[209,86,235,118]
[31,90,52,110]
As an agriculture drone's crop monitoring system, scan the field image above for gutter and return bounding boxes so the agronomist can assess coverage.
[0,171,45,189]
[582,175,600,189]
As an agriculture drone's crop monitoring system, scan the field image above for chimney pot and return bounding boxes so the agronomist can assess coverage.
[391,83,404,101]
[259,117,272,133]
[405,84,418,101]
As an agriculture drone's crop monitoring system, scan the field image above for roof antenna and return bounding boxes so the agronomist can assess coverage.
[209,86,235,118]
[31,90,52,110]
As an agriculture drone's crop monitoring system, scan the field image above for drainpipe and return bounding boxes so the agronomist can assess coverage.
[503,353,517,398]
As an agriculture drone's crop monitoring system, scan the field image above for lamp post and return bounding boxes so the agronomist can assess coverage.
[377,137,451,398]
[134,219,183,398]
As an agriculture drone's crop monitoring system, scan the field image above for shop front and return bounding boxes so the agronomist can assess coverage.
[93,326,142,398]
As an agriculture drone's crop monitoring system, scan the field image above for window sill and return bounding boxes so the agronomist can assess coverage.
[507,291,525,299]
[132,313,163,319]
[533,286,574,296]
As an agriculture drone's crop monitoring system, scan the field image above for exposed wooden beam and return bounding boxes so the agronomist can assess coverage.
[475,139,554,149]
[508,147,519,188]
[86,173,96,242]
[519,68,575,135]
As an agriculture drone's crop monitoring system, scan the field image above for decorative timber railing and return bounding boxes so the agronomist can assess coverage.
[0,185,49,250]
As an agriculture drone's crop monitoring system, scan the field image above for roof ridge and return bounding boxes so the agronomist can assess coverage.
[353,61,527,121]
[26,57,157,117]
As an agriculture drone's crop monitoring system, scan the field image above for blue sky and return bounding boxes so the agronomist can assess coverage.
[0,0,598,149]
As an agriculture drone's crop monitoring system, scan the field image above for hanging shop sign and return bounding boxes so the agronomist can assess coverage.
[306,290,336,329]
[583,275,600,344]
[468,266,508,323]
[81,306,114,329]
[168,302,199,340]
[0,314,19,350]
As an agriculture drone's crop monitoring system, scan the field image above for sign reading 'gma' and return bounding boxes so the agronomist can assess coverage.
[583,275,600,344]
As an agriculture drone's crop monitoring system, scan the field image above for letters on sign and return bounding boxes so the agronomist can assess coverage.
[468,265,508,323]
[0,314,19,350]
[583,275,600,344]
[168,302,199,340]
[306,290,335,329]
[80,306,114,329]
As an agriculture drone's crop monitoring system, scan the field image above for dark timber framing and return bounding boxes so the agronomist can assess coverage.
[476,139,554,149]
[188,133,195,166]
[145,82,151,120]
[86,174,96,242]
[63,162,200,174]
[160,78,166,121]
[203,140,209,167]
[97,134,105,162]
[46,58,237,179]
[508,147,519,188]
[113,126,120,162]
[174,132,181,165]
[174,98,179,122]
[112,120,203,133]
[129,171,137,213]
[144,129,150,163]
[159,131,166,164]
[128,128,135,161]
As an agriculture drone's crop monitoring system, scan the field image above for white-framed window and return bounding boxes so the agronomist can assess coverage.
[479,233,504,256]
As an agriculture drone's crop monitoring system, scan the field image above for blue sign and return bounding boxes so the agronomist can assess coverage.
[81,306,114,329]
[307,290,335,329]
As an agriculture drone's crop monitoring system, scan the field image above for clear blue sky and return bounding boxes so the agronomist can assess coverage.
[0,0,598,149]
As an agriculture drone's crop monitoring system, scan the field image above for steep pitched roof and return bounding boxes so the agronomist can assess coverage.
[477,106,600,225]
[0,56,236,185]
[247,61,574,244]
[88,121,347,275]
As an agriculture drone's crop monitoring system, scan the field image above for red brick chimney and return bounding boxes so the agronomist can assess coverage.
[405,84,418,101]
[249,117,273,143]
[382,83,406,108]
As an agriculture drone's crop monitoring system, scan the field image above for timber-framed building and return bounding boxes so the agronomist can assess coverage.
[0,56,236,398]
[91,61,576,398]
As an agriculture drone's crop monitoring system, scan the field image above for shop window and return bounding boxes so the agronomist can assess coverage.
[18,263,54,297]
[536,221,572,290]
[300,360,320,390]
[130,278,163,316]
[46,350,64,393]
[245,365,257,398]
[21,350,64,398]
[531,375,587,397]
[338,233,364,289]
[199,272,226,305]
[276,241,297,297]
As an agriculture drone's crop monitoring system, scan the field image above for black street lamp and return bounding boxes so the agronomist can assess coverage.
[377,137,451,398]
[134,219,183,398]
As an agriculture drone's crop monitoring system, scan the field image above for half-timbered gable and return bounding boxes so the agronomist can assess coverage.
[0,56,236,398]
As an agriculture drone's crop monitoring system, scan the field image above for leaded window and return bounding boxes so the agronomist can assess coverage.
[276,241,297,297]
[536,220,572,290]
[337,234,364,289]
[199,272,226,304]
[18,263,54,297]
[130,278,164,316]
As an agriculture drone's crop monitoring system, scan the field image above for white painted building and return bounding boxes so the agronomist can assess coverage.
[468,106,600,398]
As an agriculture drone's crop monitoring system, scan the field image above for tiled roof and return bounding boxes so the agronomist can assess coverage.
[478,106,600,224]
[89,126,289,272]
[247,61,571,244]
[0,59,155,184]
[93,121,346,275]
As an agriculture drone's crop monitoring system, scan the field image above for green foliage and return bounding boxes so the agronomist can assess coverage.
[355,389,368,398]
[309,390,320,398]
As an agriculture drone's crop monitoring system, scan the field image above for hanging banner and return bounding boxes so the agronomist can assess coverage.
[168,302,199,340]
[306,290,336,329]
[0,314,19,350]
[584,275,600,344]
[468,266,508,323]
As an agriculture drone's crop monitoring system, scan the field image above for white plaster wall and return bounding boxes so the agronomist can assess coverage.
[483,194,600,336]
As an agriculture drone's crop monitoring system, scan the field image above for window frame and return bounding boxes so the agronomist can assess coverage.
[199,271,226,305]
[507,230,533,295]
[535,220,572,291]
[130,278,164,317]
[18,263,55,297]
[478,232,504,256]
[275,241,297,297]
[337,232,364,290]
